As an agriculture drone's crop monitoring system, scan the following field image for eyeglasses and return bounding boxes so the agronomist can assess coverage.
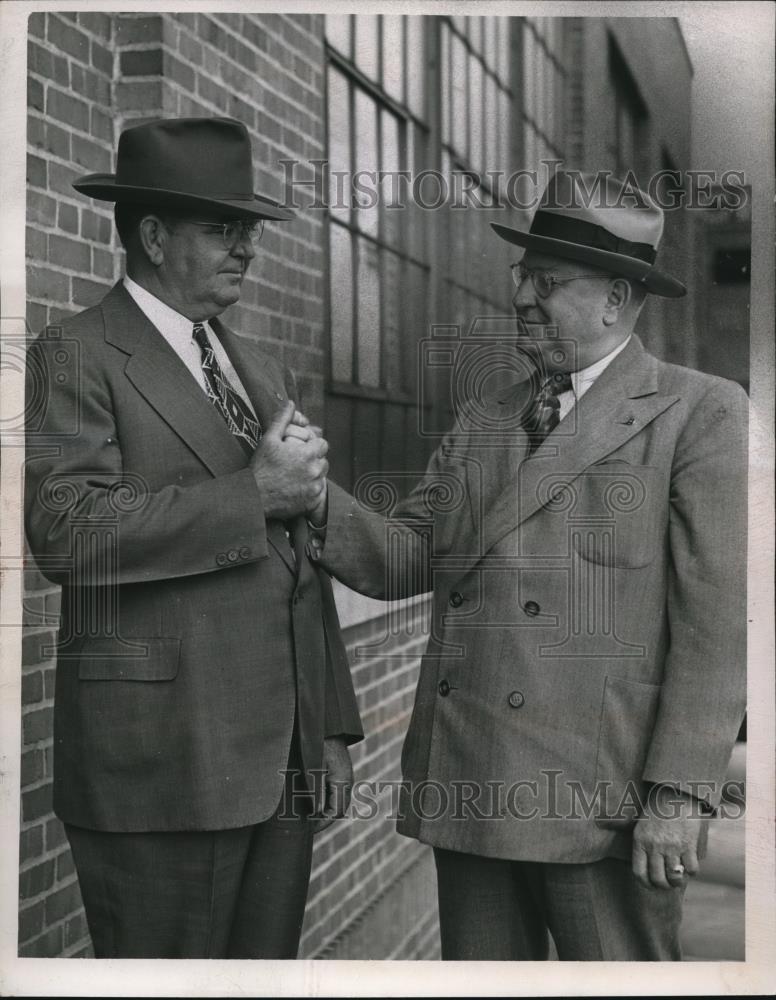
[510,261,610,298]
[185,219,265,249]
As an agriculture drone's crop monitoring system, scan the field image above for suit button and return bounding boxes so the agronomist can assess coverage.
[239,546,250,558]
[523,600,540,616]
[449,591,464,608]
[508,690,525,709]
[227,549,238,562]
[216,553,227,566]
[438,679,451,697]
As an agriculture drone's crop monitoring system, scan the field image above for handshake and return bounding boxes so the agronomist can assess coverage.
[249,400,329,525]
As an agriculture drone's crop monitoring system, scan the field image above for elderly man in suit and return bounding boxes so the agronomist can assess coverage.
[308,171,747,960]
[24,117,362,959]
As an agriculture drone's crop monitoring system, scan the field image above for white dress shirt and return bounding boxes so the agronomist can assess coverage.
[123,275,258,421]
[557,335,632,422]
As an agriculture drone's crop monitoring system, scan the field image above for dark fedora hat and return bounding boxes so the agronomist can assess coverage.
[73,117,294,221]
[491,171,686,298]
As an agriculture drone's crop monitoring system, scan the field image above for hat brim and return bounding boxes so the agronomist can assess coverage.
[73,174,295,222]
[490,222,686,298]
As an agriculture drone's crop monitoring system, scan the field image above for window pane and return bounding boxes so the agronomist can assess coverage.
[325,14,351,57]
[485,72,497,170]
[354,88,379,238]
[523,25,535,123]
[451,32,468,159]
[327,67,350,223]
[499,89,511,170]
[354,14,379,82]
[498,17,511,83]
[406,15,425,119]
[469,56,483,174]
[329,223,353,382]
[382,15,404,103]
[483,17,497,74]
[469,16,482,54]
[440,24,450,146]
[382,248,403,393]
[407,124,427,261]
[380,109,402,248]
[356,236,381,387]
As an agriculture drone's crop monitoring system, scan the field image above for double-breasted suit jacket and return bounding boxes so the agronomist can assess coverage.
[25,282,363,832]
[318,335,747,863]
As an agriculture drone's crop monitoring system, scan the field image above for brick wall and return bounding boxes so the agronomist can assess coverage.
[22,10,437,959]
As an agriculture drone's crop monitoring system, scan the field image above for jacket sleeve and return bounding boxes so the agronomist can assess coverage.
[317,428,471,601]
[25,332,270,587]
[641,380,749,808]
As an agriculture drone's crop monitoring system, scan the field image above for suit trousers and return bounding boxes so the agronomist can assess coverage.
[65,731,315,959]
[434,847,686,961]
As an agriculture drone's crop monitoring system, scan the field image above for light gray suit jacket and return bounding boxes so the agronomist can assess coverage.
[318,335,747,863]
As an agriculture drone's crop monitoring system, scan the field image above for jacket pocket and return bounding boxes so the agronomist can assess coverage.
[571,463,663,568]
[593,673,661,828]
[77,637,181,681]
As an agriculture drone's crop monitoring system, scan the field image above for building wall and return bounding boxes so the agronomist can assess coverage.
[21,12,705,960]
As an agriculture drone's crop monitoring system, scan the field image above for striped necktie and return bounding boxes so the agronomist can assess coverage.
[192,323,260,456]
[522,370,573,454]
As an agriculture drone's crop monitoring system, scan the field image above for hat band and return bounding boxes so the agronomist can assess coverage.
[530,211,657,265]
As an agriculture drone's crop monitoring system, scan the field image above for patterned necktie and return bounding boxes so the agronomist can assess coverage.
[192,323,261,456]
[522,370,574,454]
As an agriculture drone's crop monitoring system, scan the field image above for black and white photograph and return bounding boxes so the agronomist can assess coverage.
[0,0,773,996]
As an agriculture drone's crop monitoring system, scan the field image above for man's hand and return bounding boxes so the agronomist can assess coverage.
[281,413,328,526]
[632,785,708,890]
[310,736,353,833]
[250,400,328,520]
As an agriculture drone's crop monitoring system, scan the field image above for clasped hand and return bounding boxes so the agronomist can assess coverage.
[250,400,328,521]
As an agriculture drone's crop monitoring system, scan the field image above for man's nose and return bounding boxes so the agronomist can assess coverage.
[233,236,256,260]
[512,274,537,310]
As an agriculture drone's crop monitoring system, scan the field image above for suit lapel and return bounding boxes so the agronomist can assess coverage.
[469,336,680,568]
[103,284,248,477]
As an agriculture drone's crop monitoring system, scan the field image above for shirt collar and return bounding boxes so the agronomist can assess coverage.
[123,275,210,343]
[570,335,632,395]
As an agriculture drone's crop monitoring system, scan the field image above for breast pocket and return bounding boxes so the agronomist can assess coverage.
[569,462,664,569]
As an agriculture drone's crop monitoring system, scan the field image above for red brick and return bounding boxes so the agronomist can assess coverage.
[46,88,90,132]
[81,209,113,243]
[121,48,163,76]
[48,15,91,61]
[20,749,45,788]
[18,857,55,900]
[18,923,63,958]
[58,202,79,235]
[46,816,67,852]
[64,910,88,948]
[44,121,71,160]
[28,12,46,40]
[115,79,163,112]
[28,77,44,113]
[50,233,91,272]
[26,303,48,338]
[164,53,196,93]
[27,263,68,303]
[18,900,45,943]
[21,671,44,707]
[73,276,110,308]
[56,850,76,882]
[45,879,82,925]
[28,41,69,86]
[90,106,113,143]
[91,39,114,77]
[22,706,53,746]
[22,629,57,666]
[116,14,163,45]
[19,824,44,864]
[45,745,55,776]
[44,669,56,700]
[92,247,115,280]
[76,11,112,40]
[26,226,47,261]
[48,160,81,198]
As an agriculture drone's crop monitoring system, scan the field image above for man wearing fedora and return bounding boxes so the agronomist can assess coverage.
[24,117,363,958]
[308,171,748,960]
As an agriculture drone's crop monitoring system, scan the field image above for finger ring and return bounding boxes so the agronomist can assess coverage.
[669,864,685,875]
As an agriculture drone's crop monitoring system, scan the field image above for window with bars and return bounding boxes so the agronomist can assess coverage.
[323,15,522,492]
[521,18,567,170]
[607,35,649,180]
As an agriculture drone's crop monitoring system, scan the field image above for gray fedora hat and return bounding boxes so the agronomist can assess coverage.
[491,171,686,298]
[73,116,294,221]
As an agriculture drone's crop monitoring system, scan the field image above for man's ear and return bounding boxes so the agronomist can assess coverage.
[138,215,167,267]
[602,278,631,327]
